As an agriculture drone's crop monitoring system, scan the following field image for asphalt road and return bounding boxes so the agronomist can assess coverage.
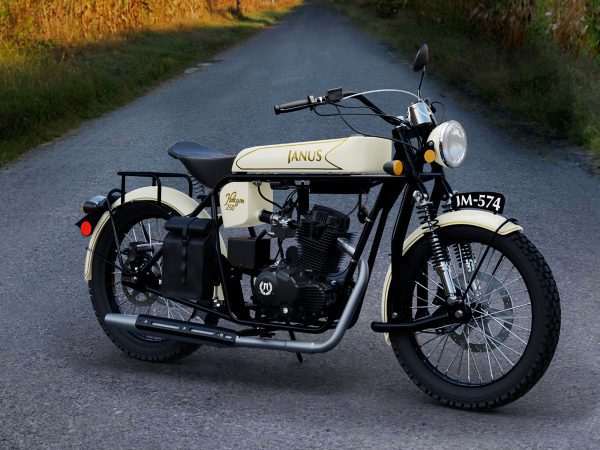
[1,1,599,448]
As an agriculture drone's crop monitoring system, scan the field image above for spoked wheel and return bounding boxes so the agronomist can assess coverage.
[388,225,560,409]
[90,201,215,362]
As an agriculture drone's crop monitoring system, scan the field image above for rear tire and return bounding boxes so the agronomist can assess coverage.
[90,201,206,363]
[388,226,560,409]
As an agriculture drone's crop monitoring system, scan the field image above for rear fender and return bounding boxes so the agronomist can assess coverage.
[83,186,225,282]
[380,210,523,343]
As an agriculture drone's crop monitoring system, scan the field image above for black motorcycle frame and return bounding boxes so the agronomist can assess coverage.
[108,119,455,336]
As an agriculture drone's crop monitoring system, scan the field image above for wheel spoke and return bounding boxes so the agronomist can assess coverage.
[435,334,450,368]
[476,317,504,376]
[495,319,531,332]
[483,303,531,318]
[470,321,514,368]
[426,332,448,358]
[415,281,447,303]
[484,277,524,298]
[419,333,445,347]
[487,315,528,345]
[467,324,522,357]
[480,254,506,298]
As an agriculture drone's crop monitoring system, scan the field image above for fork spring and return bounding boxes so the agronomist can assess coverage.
[416,201,448,267]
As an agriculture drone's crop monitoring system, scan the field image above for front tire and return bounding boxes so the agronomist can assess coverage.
[388,226,560,409]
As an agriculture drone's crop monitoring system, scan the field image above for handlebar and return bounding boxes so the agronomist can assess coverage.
[273,88,402,126]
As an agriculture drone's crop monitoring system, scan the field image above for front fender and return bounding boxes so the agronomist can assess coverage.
[83,186,218,281]
[380,210,523,343]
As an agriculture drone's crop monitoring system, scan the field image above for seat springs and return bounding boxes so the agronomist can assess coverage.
[190,176,206,199]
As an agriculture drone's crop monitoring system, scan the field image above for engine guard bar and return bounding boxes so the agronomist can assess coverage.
[105,238,369,354]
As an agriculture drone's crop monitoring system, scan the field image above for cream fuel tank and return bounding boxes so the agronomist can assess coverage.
[219,136,392,228]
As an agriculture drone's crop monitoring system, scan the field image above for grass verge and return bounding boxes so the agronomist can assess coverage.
[328,1,600,171]
[0,6,298,167]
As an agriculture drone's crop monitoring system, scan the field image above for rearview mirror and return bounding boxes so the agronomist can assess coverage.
[413,44,429,72]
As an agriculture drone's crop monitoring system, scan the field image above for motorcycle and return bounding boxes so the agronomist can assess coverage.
[77,45,560,409]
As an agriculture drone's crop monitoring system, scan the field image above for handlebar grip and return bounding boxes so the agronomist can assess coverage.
[274,98,312,115]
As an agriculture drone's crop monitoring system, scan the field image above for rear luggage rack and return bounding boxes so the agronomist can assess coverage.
[117,171,194,205]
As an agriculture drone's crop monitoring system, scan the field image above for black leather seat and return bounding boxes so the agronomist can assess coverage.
[167,142,234,188]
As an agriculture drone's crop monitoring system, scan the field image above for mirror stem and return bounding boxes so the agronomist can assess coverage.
[417,68,425,100]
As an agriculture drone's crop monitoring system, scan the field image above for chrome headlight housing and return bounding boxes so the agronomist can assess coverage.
[427,120,467,168]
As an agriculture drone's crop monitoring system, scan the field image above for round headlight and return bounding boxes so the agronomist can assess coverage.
[428,120,467,168]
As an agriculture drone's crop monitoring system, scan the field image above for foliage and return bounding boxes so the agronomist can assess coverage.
[352,0,599,57]
[0,1,301,166]
[329,0,600,168]
[0,0,298,47]
[374,0,406,18]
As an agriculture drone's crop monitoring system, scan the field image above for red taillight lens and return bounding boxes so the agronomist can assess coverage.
[80,221,93,237]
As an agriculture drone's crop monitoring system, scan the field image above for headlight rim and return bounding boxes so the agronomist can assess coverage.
[429,120,467,169]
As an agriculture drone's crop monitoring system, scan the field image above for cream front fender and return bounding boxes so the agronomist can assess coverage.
[83,186,224,281]
[380,210,523,343]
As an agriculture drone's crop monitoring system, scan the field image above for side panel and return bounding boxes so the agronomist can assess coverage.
[83,186,220,281]
[233,136,392,173]
[219,182,273,228]
[380,210,523,343]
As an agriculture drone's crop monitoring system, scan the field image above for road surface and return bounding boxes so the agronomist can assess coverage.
[1,1,599,448]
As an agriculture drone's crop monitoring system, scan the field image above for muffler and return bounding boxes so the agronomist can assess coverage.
[105,314,237,347]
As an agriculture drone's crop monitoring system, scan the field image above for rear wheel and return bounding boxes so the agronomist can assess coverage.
[388,226,560,409]
[90,201,215,362]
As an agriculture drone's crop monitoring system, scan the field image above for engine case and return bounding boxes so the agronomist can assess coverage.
[254,263,337,323]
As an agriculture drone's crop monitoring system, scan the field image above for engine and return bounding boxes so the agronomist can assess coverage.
[254,205,350,324]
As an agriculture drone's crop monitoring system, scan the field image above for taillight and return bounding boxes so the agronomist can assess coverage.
[80,220,93,237]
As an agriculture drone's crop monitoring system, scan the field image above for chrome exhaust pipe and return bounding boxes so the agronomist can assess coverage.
[234,238,368,354]
[105,238,368,354]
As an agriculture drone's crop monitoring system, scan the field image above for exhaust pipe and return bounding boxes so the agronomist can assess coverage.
[105,314,236,347]
[105,238,368,354]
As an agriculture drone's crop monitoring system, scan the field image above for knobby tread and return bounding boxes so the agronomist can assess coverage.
[392,231,561,410]
[89,282,200,363]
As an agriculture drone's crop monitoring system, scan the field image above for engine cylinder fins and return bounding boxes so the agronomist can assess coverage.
[296,205,352,275]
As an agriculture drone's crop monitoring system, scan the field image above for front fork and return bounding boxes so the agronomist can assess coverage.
[414,190,477,319]
[414,191,460,305]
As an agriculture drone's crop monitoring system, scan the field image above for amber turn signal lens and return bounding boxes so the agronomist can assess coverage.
[424,149,436,163]
[80,221,93,237]
[383,160,403,176]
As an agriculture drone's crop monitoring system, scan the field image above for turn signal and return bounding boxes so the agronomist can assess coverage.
[80,221,93,237]
[383,160,403,176]
[424,149,436,163]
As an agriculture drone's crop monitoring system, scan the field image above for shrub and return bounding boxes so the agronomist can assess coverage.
[374,0,406,19]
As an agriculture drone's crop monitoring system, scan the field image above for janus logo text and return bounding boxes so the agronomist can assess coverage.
[287,149,323,164]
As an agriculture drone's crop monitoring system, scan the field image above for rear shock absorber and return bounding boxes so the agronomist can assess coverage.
[414,191,460,306]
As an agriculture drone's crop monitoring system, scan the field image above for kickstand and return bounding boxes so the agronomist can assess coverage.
[288,330,304,364]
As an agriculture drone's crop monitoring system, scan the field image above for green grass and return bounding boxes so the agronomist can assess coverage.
[0,8,296,166]
[328,1,600,171]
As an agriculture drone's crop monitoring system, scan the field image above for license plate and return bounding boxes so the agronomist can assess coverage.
[451,192,505,214]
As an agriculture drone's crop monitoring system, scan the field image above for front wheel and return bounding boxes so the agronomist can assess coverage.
[388,226,560,409]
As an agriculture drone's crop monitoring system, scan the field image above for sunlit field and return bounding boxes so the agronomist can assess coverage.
[0,0,301,165]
